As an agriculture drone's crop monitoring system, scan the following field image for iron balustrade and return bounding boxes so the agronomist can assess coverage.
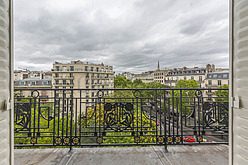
[14,88,229,150]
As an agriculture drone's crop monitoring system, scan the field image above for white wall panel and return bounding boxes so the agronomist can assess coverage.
[0,0,12,164]
[231,0,248,164]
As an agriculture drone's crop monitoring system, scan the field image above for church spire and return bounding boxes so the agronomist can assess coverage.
[158,60,160,71]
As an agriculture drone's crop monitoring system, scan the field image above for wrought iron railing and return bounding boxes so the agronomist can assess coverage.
[14,88,228,150]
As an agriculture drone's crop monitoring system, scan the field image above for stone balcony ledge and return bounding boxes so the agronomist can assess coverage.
[15,145,228,165]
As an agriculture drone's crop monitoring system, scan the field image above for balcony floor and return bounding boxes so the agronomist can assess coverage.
[14,145,228,165]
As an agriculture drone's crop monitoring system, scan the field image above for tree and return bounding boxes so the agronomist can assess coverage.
[114,76,132,88]
[171,79,199,115]
[215,84,229,101]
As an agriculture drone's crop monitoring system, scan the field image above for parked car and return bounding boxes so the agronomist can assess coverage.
[183,136,195,142]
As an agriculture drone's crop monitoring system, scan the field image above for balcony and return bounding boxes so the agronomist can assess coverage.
[14,88,228,164]
[53,83,74,86]
[15,145,228,164]
[52,68,114,73]
[53,76,74,79]
[14,88,228,150]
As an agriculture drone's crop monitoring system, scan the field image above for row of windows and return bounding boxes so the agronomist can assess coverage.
[86,73,113,78]
[18,81,50,86]
[166,76,203,81]
[85,85,113,89]
[208,80,229,86]
[55,66,112,72]
[168,70,206,75]
[155,80,164,83]
[154,72,164,76]
[55,80,73,85]
[154,77,164,79]
[207,74,228,78]
[86,79,113,84]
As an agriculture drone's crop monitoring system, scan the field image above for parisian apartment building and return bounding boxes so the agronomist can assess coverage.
[14,60,114,98]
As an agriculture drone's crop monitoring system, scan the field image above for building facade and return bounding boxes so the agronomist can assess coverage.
[131,71,154,83]
[204,71,229,100]
[52,60,114,90]
[165,64,218,88]
[165,67,207,87]
[51,61,114,113]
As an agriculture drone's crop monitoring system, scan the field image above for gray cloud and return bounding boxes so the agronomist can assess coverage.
[14,0,229,73]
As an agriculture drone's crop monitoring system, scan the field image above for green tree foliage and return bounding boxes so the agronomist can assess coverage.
[171,80,199,115]
[114,76,132,88]
[215,84,229,101]
[80,104,157,144]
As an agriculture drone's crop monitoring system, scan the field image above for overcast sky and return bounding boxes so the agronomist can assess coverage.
[14,0,229,73]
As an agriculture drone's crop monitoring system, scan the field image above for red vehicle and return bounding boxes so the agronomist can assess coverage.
[183,136,195,142]
[154,120,160,126]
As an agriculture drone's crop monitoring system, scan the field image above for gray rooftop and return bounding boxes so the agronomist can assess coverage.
[14,145,228,165]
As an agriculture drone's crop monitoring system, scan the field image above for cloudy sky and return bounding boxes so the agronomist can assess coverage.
[14,0,229,73]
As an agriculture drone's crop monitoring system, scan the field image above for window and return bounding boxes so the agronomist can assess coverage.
[184,77,186,80]
[86,80,89,84]
[91,67,94,71]
[55,80,59,84]
[86,73,89,77]
[31,81,36,85]
[85,66,88,71]
[96,67,99,72]
[223,74,228,78]
[42,81,48,85]
[55,73,58,77]
[199,76,202,81]
[92,73,94,77]
[92,80,94,84]
[70,80,73,84]
[208,80,212,85]
[62,66,67,71]
[218,80,221,85]
[70,66,74,71]
[191,76,194,80]
[63,80,66,85]
[213,74,217,78]
[70,73,73,77]
[55,66,59,71]
[92,92,94,97]
[20,81,25,85]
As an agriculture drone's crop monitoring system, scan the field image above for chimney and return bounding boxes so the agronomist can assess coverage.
[40,72,44,79]
[212,64,215,72]
[206,64,211,73]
